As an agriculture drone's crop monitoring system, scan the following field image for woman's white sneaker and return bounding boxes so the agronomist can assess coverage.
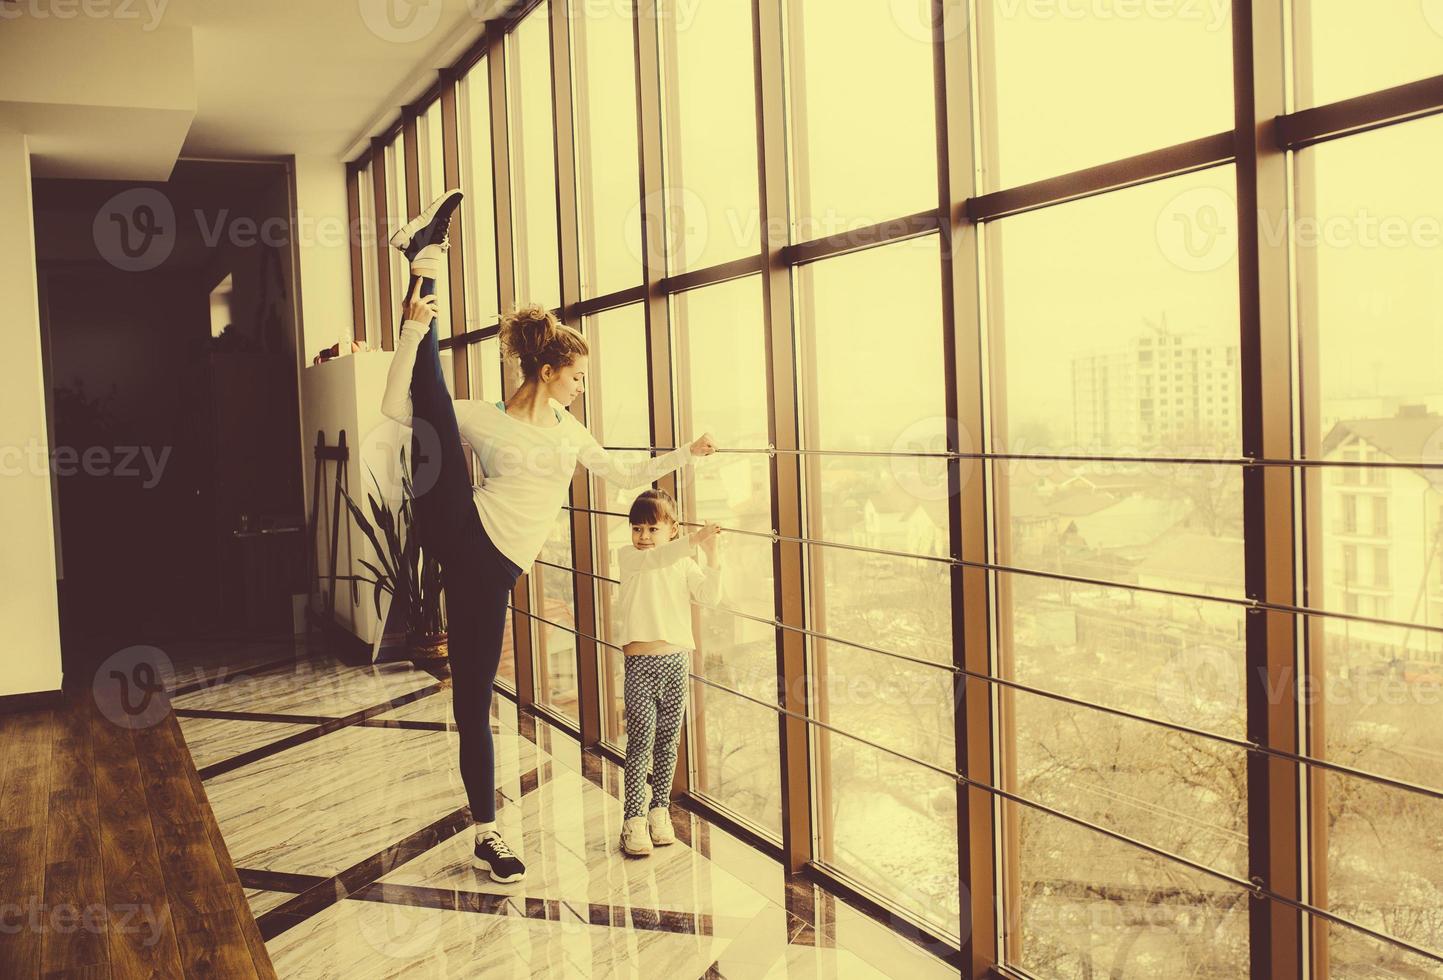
[647,807,676,846]
[620,816,653,856]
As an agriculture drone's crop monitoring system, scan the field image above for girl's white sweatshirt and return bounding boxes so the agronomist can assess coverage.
[613,534,723,651]
[380,319,693,572]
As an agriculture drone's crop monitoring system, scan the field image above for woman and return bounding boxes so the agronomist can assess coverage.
[380,190,716,882]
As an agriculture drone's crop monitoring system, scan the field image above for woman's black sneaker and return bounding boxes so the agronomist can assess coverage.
[473,831,526,883]
[389,188,464,262]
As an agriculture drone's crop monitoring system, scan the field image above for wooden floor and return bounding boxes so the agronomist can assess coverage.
[0,687,276,979]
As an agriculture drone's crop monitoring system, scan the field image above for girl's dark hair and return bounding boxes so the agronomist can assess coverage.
[498,304,589,382]
[628,488,679,529]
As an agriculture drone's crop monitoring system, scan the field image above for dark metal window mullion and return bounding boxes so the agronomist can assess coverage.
[1233,2,1306,978]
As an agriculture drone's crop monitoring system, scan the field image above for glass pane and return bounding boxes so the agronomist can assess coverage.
[386,136,411,330]
[573,5,643,297]
[585,303,652,748]
[358,162,380,344]
[1012,687,1247,878]
[1005,804,1249,977]
[995,458,1246,599]
[507,6,562,311]
[795,236,946,453]
[672,276,771,452]
[496,611,516,692]
[813,724,960,939]
[532,511,578,722]
[465,336,504,404]
[1000,571,1247,736]
[459,62,501,330]
[1296,1,1443,108]
[1324,771,1443,961]
[417,99,452,341]
[1298,117,1443,460]
[583,304,652,515]
[809,537,952,665]
[988,167,1242,458]
[983,1,1233,189]
[786,0,938,235]
[692,684,783,838]
[658,0,760,272]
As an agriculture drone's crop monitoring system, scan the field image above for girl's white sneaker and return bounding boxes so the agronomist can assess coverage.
[621,816,653,856]
[647,807,676,846]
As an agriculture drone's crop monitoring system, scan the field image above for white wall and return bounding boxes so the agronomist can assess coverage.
[300,349,449,656]
[292,155,354,363]
[0,129,63,698]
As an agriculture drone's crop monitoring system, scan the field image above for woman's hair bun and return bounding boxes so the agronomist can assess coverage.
[499,304,589,381]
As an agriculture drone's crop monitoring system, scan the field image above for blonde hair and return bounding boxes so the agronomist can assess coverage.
[498,304,589,382]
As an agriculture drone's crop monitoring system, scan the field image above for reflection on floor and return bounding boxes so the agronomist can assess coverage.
[172,650,961,978]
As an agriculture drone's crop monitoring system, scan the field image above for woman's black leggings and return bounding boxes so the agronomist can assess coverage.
[406,272,521,825]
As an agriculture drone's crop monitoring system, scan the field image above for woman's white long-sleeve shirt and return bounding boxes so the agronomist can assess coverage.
[380,319,694,572]
[613,534,723,651]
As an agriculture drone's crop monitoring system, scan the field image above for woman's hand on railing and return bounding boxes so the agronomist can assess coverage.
[689,432,717,457]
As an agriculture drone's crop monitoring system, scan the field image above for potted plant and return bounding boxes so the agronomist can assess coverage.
[340,446,448,664]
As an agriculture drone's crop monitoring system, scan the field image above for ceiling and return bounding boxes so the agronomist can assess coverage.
[0,0,508,178]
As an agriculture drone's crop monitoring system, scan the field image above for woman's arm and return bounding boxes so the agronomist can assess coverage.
[379,319,429,426]
[574,424,716,491]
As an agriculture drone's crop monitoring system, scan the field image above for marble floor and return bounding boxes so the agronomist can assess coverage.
[171,650,962,979]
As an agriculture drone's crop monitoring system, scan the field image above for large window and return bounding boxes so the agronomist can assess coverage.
[672,276,781,836]
[458,62,501,329]
[583,303,652,749]
[506,6,562,311]
[981,0,1234,189]
[1297,113,1443,975]
[571,6,642,298]
[342,2,1443,974]
[657,0,760,272]
[415,99,453,340]
[785,0,937,233]
[795,237,957,937]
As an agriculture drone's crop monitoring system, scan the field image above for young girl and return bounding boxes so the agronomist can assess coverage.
[613,488,723,856]
[379,189,717,883]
